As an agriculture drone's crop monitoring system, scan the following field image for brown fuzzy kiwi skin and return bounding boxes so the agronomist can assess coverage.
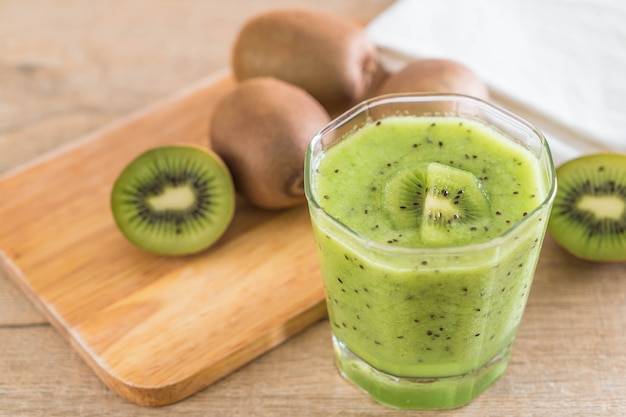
[373,59,490,101]
[231,8,378,112]
[210,77,331,210]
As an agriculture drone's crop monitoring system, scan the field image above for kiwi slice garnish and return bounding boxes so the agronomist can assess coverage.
[384,162,490,245]
[548,152,626,262]
[383,165,428,229]
[111,145,235,256]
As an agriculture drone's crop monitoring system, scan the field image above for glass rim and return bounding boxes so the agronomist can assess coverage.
[304,93,557,256]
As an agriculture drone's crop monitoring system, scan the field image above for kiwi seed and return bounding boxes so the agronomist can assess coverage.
[547,152,626,262]
[110,145,235,256]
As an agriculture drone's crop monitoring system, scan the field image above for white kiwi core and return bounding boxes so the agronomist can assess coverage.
[577,195,625,220]
[424,194,461,221]
[147,185,196,211]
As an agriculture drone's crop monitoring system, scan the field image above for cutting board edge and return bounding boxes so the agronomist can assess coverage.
[1,248,328,406]
[74,299,329,406]
[0,68,333,406]
[0,68,232,182]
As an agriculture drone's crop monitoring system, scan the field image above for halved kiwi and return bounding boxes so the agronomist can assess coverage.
[111,145,235,255]
[384,162,490,245]
[548,152,626,262]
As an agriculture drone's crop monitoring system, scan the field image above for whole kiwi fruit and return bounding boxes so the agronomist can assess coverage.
[210,77,331,210]
[547,152,626,262]
[374,59,489,100]
[110,145,235,256]
[231,8,378,112]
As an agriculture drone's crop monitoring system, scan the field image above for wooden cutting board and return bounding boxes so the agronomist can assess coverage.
[0,71,327,406]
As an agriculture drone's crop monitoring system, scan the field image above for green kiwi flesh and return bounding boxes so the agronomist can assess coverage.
[384,162,490,246]
[548,152,626,262]
[111,145,235,255]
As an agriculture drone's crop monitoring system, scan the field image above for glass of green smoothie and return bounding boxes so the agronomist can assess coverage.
[304,94,556,409]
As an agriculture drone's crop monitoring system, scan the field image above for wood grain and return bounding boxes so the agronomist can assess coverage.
[0,72,327,406]
[1,1,625,416]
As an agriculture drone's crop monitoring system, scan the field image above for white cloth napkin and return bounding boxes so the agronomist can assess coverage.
[366,0,626,165]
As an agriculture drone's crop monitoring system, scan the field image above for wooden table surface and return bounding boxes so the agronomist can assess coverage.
[1,1,624,416]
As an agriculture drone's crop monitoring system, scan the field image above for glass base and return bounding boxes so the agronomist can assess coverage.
[333,336,511,410]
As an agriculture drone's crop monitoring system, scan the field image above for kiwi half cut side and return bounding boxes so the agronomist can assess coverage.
[548,152,626,262]
[111,145,235,256]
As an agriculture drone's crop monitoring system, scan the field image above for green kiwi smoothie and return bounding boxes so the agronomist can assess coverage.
[305,97,555,410]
